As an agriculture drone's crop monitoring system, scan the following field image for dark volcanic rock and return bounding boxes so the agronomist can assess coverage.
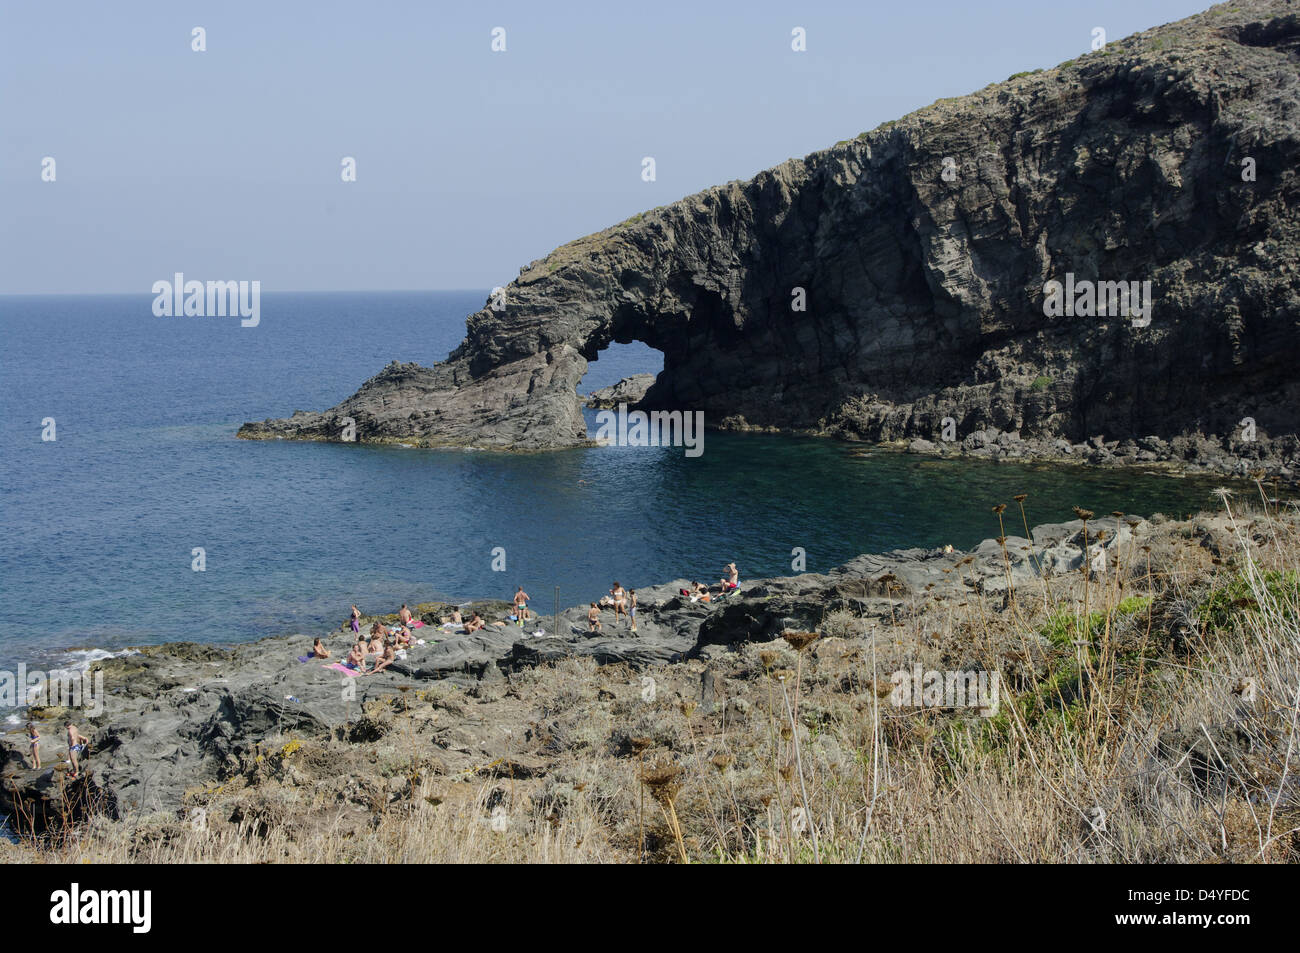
[585,373,657,409]
[239,1,1300,474]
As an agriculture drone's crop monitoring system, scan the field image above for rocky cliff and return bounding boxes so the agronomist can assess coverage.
[239,0,1300,462]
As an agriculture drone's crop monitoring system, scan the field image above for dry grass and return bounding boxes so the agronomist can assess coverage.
[5,491,1298,864]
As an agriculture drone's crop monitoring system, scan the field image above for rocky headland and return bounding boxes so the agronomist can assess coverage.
[240,0,1300,480]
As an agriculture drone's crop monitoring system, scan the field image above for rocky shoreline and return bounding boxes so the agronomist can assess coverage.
[0,508,1214,830]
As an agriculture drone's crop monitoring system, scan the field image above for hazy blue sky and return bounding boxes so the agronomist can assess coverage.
[1,0,1211,294]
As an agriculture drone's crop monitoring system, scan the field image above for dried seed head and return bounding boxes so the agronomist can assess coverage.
[782,630,819,652]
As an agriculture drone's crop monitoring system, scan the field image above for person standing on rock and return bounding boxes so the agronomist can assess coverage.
[65,723,90,779]
[27,722,40,770]
[398,604,413,627]
[629,589,638,633]
[610,582,630,626]
[587,603,603,633]
[514,586,531,625]
[350,604,361,634]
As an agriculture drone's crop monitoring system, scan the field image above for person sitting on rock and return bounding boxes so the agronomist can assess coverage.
[311,637,331,659]
[65,723,91,779]
[465,612,486,634]
[346,641,370,672]
[395,625,412,647]
[690,582,712,603]
[587,603,603,632]
[441,607,463,627]
[369,642,397,675]
[719,562,739,591]
[398,604,413,626]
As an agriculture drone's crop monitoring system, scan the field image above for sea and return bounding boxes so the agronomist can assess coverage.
[0,291,1232,674]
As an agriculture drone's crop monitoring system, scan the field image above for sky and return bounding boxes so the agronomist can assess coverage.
[0,0,1214,294]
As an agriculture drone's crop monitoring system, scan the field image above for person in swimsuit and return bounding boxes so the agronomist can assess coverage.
[441,607,463,626]
[719,562,739,591]
[350,604,362,634]
[65,723,90,778]
[691,581,712,603]
[465,613,486,634]
[312,637,331,659]
[346,641,369,672]
[27,722,40,770]
[398,604,413,626]
[610,582,629,626]
[629,589,638,633]
[587,603,602,632]
[369,642,397,675]
[513,587,531,625]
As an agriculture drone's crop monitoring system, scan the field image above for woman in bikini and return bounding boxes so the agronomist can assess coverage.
[610,582,629,626]
[587,603,603,632]
[27,722,40,770]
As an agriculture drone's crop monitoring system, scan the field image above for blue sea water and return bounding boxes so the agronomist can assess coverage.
[0,292,1229,671]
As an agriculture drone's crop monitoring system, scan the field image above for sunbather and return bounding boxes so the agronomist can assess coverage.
[369,643,397,674]
[312,637,331,659]
[441,608,463,625]
[346,641,370,672]
[465,612,486,633]
[398,604,413,626]
[587,603,603,632]
[719,562,739,590]
[691,581,712,603]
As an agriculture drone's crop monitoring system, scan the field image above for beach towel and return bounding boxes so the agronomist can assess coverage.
[326,663,362,677]
[297,654,313,663]
[411,620,425,628]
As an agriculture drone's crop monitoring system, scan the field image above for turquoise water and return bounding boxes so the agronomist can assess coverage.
[0,292,1230,670]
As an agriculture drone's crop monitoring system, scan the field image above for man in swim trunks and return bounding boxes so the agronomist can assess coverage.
[398,604,413,626]
[514,586,531,625]
[719,562,739,591]
[65,723,90,778]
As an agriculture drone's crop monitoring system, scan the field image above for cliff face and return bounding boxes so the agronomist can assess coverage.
[239,0,1300,453]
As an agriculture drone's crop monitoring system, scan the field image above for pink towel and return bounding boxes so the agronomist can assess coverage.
[411,620,425,628]
[326,663,362,677]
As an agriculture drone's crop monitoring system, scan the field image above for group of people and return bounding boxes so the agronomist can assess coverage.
[587,581,638,632]
[24,721,91,779]
[329,603,427,675]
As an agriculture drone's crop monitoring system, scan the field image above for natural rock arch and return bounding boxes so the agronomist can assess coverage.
[240,6,1300,452]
